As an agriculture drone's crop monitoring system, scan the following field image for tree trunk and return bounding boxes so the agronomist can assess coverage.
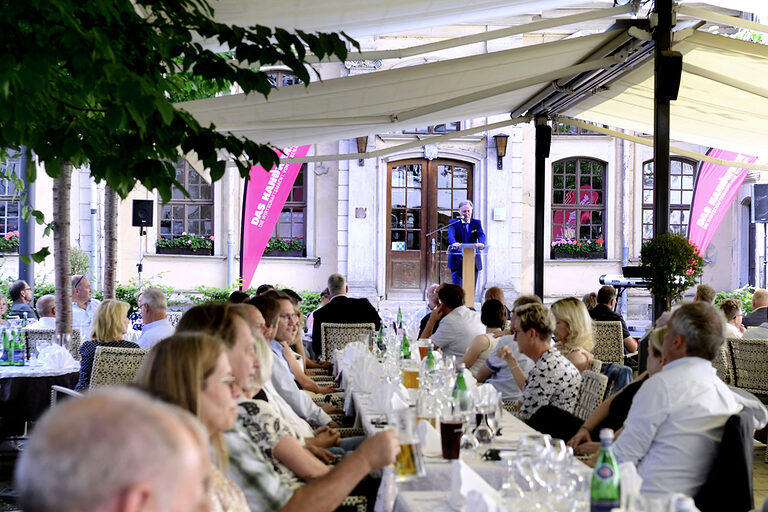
[103,185,118,299]
[53,163,73,335]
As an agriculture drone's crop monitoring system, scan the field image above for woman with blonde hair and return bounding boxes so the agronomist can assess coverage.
[75,299,138,391]
[551,297,594,373]
[135,332,249,512]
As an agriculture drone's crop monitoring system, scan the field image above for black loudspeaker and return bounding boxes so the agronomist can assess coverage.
[535,124,551,159]
[132,199,154,227]
[753,184,768,223]
[659,50,683,101]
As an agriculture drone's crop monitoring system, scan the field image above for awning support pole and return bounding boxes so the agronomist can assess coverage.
[652,0,674,321]
[534,117,551,300]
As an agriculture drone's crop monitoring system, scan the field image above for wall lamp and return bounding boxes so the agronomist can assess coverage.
[493,133,509,170]
[356,136,368,166]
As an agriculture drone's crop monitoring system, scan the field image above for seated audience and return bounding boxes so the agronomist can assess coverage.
[743,289,768,327]
[135,332,250,511]
[136,288,175,349]
[421,283,484,360]
[551,297,595,372]
[719,298,745,338]
[477,295,539,400]
[527,326,667,443]
[418,283,440,338]
[76,299,138,391]
[72,275,101,339]
[23,294,56,330]
[8,280,37,320]
[278,291,332,372]
[484,286,511,320]
[311,273,380,359]
[459,299,504,378]
[589,285,637,353]
[500,302,581,421]
[15,388,210,512]
[173,302,399,512]
[694,284,716,304]
[611,302,765,497]
[582,292,597,310]
[305,288,330,336]
[229,290,250,303]
[257,283,275,295]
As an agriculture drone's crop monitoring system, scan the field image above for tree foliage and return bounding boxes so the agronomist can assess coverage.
[0,0,356,201]
[640,232,705,310]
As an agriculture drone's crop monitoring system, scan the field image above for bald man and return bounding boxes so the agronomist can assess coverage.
[742,289,768,327]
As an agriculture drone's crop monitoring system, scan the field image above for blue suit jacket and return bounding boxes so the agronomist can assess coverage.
[446,218,486,271]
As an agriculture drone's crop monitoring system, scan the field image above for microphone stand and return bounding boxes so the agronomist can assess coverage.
[425,219,461,284]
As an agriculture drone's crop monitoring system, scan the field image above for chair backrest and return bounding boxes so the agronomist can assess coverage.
[591,321,624,365]
[89,346,149,389]
[729,337,768,396]
[573,370,609,421]
[712,338,736,385]
[320,322,375,361]
[166,312,182,327]
[23,328,83,361]
[694,410,754,512]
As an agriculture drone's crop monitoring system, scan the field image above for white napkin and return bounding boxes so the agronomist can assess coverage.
[446,459,502,511]
[373,466,397,512]
[416,419,442,456]
[465,490,500,512]
[618,461,642,508]
[369,381,410,413]
[474,383,501,406]
[38,344,78,371]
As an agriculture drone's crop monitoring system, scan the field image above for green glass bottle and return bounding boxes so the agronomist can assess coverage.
[425,345,436,372]
[0,331,9,366]
[452,363,469,410]
[590,428,621,512]
[12,330,25,366]
[396,306,404,332]
[400,332,411,359]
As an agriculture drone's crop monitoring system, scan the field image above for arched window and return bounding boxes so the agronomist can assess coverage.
[551,157,606,258]
[642,157,698,240]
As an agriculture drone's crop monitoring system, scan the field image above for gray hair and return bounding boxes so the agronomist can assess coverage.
[36,295,55,317]
[327,273,346,295]
[669,302,725,361]
[458,200,473,209]
[139,287,167,312]
[252,330,274,389]
[15,387,208,512]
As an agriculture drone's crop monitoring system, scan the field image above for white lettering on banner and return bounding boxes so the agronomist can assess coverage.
[696,166,741,229]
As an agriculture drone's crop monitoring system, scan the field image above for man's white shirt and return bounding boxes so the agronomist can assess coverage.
[429,305,485,360]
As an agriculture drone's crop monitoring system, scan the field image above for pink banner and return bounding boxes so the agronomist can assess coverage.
[240,145,311,291]
[688,148,757,254]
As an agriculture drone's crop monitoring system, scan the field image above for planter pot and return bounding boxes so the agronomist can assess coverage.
[156,246,213,256]
[551,251,605,260]
[264,249,304,257]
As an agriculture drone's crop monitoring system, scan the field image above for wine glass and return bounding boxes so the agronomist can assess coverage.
[456,393,479,454]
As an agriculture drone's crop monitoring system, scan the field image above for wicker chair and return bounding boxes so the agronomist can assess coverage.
[89,346,149,389]
[592,321,625,365]
[572,370,609,422]
[320,322,375,361]
[712,339,735,385]
[24,328,83,361]
[166,311,183,327]
[729,338,768,400]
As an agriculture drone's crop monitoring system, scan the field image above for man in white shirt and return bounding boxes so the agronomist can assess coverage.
[611,302,762,497]
[421,283,484,360]
[23,295,56,330]
[136,288,175,349]
[71,275,100,340]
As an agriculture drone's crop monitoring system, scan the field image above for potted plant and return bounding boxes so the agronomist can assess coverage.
[550,237,605,259]
[155,233,214,255]
[0,231,19,253]
[640,232,705,310]
[264,236,305,257]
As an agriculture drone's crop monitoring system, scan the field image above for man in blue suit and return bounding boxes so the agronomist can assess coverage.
[447,200,485,286]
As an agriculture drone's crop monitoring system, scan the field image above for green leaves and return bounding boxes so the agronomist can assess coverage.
[640,232,705,310]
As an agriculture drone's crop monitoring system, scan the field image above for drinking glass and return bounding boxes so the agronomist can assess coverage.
[52,333,72,352]
[388,407,426,481]
[440,413,463,460]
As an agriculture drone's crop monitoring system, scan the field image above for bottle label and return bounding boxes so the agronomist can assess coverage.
[595,464,615,480]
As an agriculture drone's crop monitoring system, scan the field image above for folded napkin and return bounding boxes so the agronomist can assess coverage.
[369,381,410,413]
[416,419,442,457]
[446,459,502,511]
[465,490,501,512]
[474,383,501,407]
[38,344,79,371]
[618,461,642,508]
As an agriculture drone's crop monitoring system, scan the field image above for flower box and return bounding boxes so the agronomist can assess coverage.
[156,246,213,256]
[551,251,605,260]
[264,249,304,257]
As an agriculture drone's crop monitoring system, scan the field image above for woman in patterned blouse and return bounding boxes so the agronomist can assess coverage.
[498,302,582,421]
[75,299,138,391]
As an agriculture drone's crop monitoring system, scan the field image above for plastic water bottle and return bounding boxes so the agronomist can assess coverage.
[590,428,621,512]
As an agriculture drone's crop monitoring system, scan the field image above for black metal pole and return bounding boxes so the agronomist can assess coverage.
[18,148,34,288]
[534,118,551,300]
[652,0,673,321]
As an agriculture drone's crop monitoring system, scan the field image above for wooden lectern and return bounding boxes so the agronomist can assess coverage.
[455,243,486,306]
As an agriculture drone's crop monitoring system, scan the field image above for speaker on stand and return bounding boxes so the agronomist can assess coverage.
[132,200,154,285]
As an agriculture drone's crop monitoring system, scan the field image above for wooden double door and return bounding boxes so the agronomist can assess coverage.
[386,158,474,298]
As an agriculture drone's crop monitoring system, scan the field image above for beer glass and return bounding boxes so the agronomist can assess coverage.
[417,338,431,360]
[388,406,426,481]
[440,409,464,460]
[401,360,420,389]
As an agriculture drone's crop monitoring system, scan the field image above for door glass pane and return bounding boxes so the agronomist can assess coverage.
[406,209,420,229]
[392,167,406,188]
[406,188,421,208]
[407,231,420,250]
[391,189,405,208]
[407,166,422,188]
[437,210,452,227]
[453,167,468,189]
[437,166,452,188]
[391,210,405,229]
[437,190,452,209]
[453,190,467,207]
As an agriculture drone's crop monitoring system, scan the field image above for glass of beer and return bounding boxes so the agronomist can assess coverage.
[440,411,464,460]
[388,406,426,481]
[417,338,431,360]
[401,360,420,389]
